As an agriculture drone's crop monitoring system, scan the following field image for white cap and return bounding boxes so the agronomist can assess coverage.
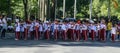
[89,20,94,23]
[15,19,19,22]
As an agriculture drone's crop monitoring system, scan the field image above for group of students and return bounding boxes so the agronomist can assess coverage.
[14,19,120,42]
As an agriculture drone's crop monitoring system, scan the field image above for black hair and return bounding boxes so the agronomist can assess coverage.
[112,23,116,27]
[2,15,5,18]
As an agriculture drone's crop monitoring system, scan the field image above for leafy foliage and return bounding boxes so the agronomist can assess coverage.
[0,0,120,20]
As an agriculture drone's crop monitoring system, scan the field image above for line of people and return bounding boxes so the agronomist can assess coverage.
[14,19,119,42]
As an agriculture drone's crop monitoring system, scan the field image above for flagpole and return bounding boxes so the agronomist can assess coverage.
[63,0,65,19]
[74,0,77,19]
[89,0,92,20]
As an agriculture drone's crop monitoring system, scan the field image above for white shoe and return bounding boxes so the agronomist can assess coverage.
[15,38,18,40]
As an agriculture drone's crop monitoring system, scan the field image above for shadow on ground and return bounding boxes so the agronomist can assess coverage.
[0,39,120,48]
[0,33,120,48]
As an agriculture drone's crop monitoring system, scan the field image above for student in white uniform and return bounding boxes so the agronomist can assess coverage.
[53,21,59,41]
[34,20,40,40]
[75,20,81,41]
[15,21,20,40]
[90,23,97,41]
[29,21,34,40]
[100,21,106,41]
[1,15,7,39]
[43,21,51,40]
[111,24,117,42]
[96,21,101,40]
[81,21,88,41]
[39,22,43,39]
[61,22,68,40]
[23,21,28,40]
[70,22,75,41]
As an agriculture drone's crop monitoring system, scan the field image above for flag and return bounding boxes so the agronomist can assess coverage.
[112,0,118,8]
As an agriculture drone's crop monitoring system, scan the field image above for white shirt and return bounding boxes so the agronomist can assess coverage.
[90,25,97,32]
[54,24,59,30]
[0,19,3,26]
[43,23,51,31]
[100,24,106,29]
[15,19,19,23]
[61,24,67,30]
[82,24,87,30]
[2,18,7,29]
[67,24,71,29]
[29,23,34,31]
[35,22,39,27]
[39,24,43,31]
[15,23,20,32]
[111,27,117,34]
[23,23,27,28]
[58,24,62,31]
[70,24,75,29]
[75,24,80,30]
[2,18,7,24]
[96,25,100,30]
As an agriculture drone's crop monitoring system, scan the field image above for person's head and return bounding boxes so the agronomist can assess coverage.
[77,20,81,24]
[112,23,117,27]
[108,19,111,22]
[101,19,105,24]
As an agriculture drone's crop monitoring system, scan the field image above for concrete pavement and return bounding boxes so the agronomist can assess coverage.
[0,33,120,53]
[0,40,120,53]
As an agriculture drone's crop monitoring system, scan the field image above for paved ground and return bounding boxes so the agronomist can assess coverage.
[0,40,120,53]
[0,33,120,53]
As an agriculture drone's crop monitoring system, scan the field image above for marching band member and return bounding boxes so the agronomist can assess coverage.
[75,20,81,41]
[34,20,39,40]
[111,24,117,42]
[100,20,106,41]
[81,21,88,41]
[15,21,20,40]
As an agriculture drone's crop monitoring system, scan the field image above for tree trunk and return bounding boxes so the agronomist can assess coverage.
[7,0,11,17]
[23,0,28,21]
[47,0,50,19]
[50,0,55,21]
